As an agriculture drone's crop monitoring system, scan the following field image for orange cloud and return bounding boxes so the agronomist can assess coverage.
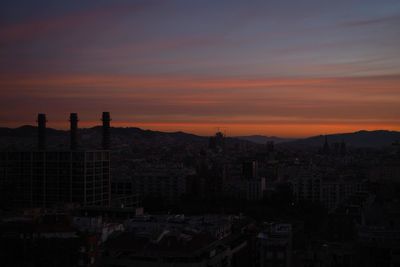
[1,73,399,137]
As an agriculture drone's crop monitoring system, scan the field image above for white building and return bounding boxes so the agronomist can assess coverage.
[112,163,195,201]
[291,170,367,210]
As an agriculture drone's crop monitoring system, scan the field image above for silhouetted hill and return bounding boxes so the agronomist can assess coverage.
[236,135,294,144]
[0,125,65,137]
[282,130,400,148]
[1,127,398,150]
[0,126,208,150]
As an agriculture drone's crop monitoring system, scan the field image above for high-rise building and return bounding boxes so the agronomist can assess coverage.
[0,113,111,208]
[291,169,367,210]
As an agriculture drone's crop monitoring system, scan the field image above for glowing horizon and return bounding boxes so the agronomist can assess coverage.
[5,119,400,139]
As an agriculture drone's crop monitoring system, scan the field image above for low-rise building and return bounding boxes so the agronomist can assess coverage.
[257,223,292,267]
[112,163,195,202]
[99,215,250,267]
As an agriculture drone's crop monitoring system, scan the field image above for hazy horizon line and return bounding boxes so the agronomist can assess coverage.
[2,123,398,140]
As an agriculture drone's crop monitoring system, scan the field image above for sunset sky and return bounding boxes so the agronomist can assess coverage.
[1,0,400,137]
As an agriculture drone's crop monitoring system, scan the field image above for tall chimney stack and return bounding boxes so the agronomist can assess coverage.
[69,113,78,150]
[102,112,111,150]
[37,113,46,150]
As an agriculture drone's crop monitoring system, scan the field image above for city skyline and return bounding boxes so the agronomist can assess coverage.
[1,0,400,137]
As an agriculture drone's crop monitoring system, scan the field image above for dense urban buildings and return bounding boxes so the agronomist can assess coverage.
[1,113,400,266]
[100,214,249,267]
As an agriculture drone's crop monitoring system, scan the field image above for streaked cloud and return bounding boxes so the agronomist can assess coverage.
[1,0,399,136]
[1,73,399,136]
[340,13,400,27]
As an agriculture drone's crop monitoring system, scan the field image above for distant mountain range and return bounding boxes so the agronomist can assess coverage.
[282,130,400,148]
[0,125,205,151]
[0,125,250,151]
[234,131,400,148]
[236,135,294,144]
[239,130,400,148]
[0,126,399,150]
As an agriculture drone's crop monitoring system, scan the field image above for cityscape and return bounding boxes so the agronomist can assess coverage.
[0,112,399,266]
[1,1,400,267]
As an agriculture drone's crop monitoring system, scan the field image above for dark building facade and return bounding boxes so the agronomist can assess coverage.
[0,150,110,207]
[0,112,111,208]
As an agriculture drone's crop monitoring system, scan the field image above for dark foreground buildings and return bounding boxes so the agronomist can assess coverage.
[0,112,111,208]
[99,214,252,267]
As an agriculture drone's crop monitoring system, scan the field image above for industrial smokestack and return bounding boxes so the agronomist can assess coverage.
[69,113,78,150]
[102,112,111,150]
[37,113,46,150]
